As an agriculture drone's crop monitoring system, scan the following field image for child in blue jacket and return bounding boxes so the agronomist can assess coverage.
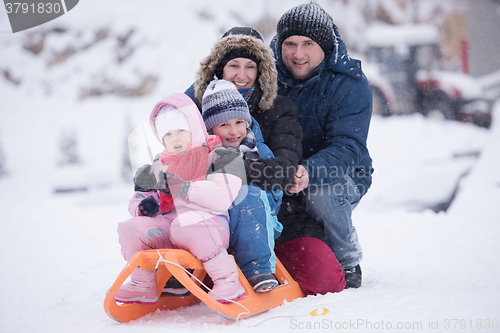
[202,78,283,292]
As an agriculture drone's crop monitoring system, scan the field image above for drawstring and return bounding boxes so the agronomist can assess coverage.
[155,250,250,321]
[155,250,313,327]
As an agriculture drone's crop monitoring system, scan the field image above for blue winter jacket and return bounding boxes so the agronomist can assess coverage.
[270,26,373,195]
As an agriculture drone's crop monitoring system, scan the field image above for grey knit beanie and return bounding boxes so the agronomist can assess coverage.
[277,2,334,54]
[202,79,251,131]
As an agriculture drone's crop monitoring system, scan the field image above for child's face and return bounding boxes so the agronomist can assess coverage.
[162,129,192,153]
[222,58,258,89]
[211,119,247,148]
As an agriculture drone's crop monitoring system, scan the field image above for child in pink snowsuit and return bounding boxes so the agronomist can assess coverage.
[115,92,245,304]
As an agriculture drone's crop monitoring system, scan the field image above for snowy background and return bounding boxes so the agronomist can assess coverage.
[1,1,500,332]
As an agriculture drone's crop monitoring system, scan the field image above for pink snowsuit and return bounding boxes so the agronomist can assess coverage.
[118,93,242,263]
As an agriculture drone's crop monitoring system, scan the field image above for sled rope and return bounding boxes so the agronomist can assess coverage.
[155,250,251,321]
[238,314,308,328]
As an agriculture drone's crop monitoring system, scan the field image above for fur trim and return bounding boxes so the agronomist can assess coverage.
[194,35,277,111]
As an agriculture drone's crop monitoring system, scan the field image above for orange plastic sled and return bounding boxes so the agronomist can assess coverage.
[104,249,305,323]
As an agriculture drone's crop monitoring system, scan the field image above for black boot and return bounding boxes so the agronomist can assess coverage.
[344,264,362,289]
[162,274,191,297]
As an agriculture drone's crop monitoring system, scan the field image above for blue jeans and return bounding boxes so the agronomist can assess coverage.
[228,185,282,277]
[302,175,362,270]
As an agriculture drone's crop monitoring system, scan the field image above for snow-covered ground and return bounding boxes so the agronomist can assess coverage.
[1,1,500,332]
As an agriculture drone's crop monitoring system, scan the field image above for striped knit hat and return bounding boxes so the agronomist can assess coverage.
[277,1,334,54]
[202,79,251,131]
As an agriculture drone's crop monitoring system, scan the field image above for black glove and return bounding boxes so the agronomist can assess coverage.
[138,195,159,217]
[213,146,241,169]
[164,171,191,199]
[208,146,246,181]
[243,150,260,161]
[153,171,170,194]
[134,164,156,192]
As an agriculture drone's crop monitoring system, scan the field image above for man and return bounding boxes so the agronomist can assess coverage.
[271,2,373,289]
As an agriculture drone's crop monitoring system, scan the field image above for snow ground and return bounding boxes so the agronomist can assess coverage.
[1,103,499,333]
[1,1,500,332]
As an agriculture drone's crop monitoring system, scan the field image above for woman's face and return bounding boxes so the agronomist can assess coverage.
[222,57,258,89]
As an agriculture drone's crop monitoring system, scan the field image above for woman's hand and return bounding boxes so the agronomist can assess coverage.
[288,165,309,194]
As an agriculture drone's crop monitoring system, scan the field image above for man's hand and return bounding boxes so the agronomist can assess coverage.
[288,165,309,194]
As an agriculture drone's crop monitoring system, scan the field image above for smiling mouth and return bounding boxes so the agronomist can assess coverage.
[233,82,247,87]
[225,137,241,143]
[293,61,307,66]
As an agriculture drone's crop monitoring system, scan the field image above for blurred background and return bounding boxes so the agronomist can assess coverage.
[1,0,499,211]
[1,2,500,330]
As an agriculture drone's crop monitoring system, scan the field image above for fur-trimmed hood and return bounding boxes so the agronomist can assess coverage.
[194,34,277,111]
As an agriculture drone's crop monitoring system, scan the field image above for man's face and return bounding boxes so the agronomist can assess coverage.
[281,35,325,80]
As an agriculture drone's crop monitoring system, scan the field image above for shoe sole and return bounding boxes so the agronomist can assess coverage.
[114,296,159,305]
[253,280,279,293]
[162,288,192,297]
[344,282,361,289]
[213,292,246,304]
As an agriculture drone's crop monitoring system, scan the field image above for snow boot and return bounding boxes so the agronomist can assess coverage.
[344,264,362,289]
[162,275,191,297]
[247,273,279,293]
[203,249,245,303]
[115,269,158,304]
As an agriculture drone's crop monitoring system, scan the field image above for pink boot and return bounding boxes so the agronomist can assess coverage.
[115,269,158,305]
[203,249,245,303]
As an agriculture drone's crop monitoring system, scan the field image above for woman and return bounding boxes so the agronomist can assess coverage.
[186,27,345,295]
[187,27,299,192]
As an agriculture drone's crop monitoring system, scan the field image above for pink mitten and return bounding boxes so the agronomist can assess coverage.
[205,135,222,151]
